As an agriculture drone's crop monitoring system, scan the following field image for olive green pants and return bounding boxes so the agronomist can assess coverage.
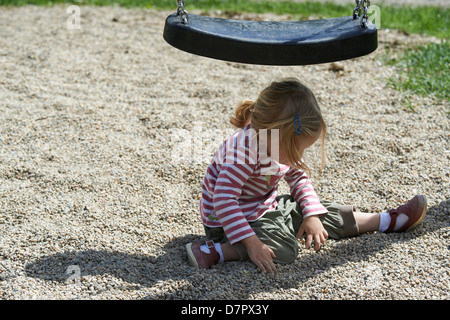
[204,195,360,264]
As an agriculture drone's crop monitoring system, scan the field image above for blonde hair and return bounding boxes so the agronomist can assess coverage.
[230,78,326,174]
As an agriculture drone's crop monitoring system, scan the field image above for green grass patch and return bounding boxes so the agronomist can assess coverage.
[388,41,449,101]
[0,0,448,38]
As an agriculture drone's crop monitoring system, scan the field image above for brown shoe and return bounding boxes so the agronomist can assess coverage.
[386,195,427,233]
[186,240,220,269]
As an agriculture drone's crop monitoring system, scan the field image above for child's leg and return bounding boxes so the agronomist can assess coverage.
[220,242,240,261]
[219,210,300,265]
[331,194,427,236]
[190,216,298,269]
[248,210,300,264]
[354,211,380,233]
[318,201,360,239]
[215,196,302,265]
[188,196,427,269]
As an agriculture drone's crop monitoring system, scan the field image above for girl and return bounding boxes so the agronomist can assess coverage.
[186,78,427,275]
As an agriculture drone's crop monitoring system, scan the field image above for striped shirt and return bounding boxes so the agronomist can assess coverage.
[199,125,328,245]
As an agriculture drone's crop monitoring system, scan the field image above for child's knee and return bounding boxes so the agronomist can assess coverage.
[255,227,299,264]
[272,239,299,264]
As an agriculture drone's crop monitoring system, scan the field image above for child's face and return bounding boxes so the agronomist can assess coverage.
[278,134,318,166]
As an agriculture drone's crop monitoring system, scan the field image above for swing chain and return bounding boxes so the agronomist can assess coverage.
[177,0,189,24]
[353,0,371,28]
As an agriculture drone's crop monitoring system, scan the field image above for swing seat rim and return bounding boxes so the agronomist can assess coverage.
[163,13,378,66]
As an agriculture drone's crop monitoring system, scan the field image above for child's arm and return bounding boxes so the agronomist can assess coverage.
[284,168,328,250]
[283,168,328,218]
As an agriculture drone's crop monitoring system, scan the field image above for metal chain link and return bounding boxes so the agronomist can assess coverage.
[361,0,371,28]
[178,0,370,27]
[353,0,371,28]
[177,0,189,24]
[353,0,362,20]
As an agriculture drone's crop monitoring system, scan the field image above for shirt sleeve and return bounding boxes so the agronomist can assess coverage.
[212,162,257,245]
[283,167,328,218]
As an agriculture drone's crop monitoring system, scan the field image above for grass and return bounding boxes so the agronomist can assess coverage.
[387,41,449,101]
[0,0,448,38]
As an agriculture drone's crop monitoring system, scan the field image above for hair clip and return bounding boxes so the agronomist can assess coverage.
[294,114,303,135]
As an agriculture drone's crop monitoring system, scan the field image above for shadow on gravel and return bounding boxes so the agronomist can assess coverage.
[23,233,204,294]
[24,198,448,299]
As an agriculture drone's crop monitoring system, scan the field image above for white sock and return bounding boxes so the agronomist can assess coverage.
[378,212,390,232]
[200,243,224,263]
[379,212,409,232]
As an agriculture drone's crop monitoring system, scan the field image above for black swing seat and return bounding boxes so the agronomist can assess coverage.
[163,13,377,65]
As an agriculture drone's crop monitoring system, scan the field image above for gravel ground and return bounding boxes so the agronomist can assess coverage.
[0,5,448,300]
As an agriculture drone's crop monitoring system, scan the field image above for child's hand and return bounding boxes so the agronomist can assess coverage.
[296,216,328,251]
[242,235,277,274]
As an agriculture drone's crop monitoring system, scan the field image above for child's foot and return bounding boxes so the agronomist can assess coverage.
[186,240,220,269]
[385,195,427,233]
